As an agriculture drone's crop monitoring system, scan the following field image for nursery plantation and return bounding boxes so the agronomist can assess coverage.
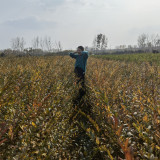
[91,53,160,66]
[0,54,160,159]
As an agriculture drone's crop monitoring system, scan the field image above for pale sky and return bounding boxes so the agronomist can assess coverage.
[0,0,160,50]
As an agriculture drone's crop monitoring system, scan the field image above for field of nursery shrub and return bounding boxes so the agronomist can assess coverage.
[0,54,159,159]
[92,53,160,66]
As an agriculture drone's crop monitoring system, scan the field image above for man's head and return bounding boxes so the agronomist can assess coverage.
[77,46,84,54]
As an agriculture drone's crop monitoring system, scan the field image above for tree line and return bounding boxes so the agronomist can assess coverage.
[11,36,63,54]
[1,33,160,57]
[89,33,160,55]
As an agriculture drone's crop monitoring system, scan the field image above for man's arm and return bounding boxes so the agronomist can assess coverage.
[69,52,78,59]
[82,51,89,59]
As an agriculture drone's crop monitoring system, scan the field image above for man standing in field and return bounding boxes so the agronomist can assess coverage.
[69,46,89,89]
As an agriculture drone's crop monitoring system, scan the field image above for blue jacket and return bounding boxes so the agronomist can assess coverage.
[69,51,89,72]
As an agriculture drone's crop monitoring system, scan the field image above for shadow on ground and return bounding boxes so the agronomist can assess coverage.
[68,83,105,160]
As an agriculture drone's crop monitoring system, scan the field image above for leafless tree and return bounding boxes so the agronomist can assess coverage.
[92,36,97,52]
[11,37,26,52]
[92,33,108,54]
[32,36,40,49]
[40,37,44,51]
[20,37,26,52]
[44,36,52,52]
[138,33,160,52]
[156,39,160,48]
[150,34,160,48]
[54,41,62,52]
[137,34,148,50]
[58,41,62,51]
[101,34,108,50]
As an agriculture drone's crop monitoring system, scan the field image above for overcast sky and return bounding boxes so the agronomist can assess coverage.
[0,0,160,50]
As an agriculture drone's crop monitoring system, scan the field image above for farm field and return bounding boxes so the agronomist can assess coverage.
[91,53,160,66]
[0,55,160,159]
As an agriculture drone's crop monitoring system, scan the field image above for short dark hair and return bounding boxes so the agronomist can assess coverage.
[78,46,84,51]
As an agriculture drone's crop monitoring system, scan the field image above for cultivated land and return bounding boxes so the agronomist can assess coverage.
[91,53,160,66]
[0,54,159,159]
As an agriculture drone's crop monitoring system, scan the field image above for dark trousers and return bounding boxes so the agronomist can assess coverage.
[74,67,85,87]
[73,67,86,103]
[70,68,88,123]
